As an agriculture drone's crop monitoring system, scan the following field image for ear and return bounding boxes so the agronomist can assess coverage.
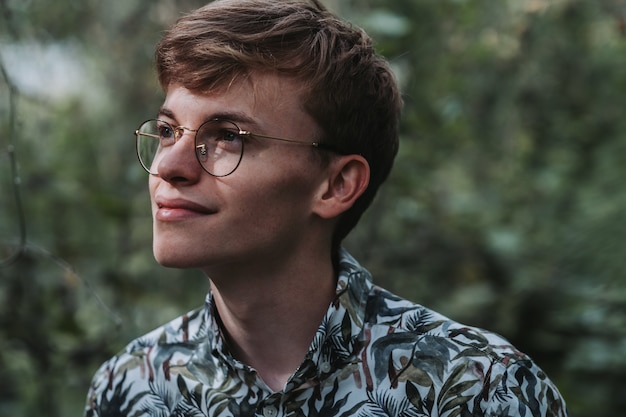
[313,155,370,219]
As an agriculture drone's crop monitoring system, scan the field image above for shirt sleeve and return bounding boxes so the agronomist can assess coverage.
[484,358,568,417]
[84,359,111,417]
[83,353,140,417]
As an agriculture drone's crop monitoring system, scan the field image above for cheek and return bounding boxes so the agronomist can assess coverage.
[148,179,157,205]
[148,177,164,219]
[241,166,321,216]
[249,152,316,188]
[148,175,163,196]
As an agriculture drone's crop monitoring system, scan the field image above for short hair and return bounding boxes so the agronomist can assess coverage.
[156,0,403,250]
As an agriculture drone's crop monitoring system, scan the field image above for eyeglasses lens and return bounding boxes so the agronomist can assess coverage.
[135,119,244,177]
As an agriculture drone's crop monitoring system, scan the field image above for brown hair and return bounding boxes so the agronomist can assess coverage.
[156,0,403,249]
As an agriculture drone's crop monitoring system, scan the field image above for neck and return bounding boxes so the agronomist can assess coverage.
[207,249,337,392]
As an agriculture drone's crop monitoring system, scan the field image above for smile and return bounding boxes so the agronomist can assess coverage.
[155,198,216,221]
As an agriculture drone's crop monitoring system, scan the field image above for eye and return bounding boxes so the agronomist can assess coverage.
[195,120,244,155]
[157,123,175,140]
[219,128,242,143]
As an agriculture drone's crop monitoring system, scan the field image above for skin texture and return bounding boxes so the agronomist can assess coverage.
[148,72,370,390]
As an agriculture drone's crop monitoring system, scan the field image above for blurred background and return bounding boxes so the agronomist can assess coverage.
[1,0,625,415]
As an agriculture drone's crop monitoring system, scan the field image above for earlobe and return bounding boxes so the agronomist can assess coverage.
[314,155,370,219]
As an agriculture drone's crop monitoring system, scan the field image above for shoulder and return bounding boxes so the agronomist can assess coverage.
[108,304,206,363]
[361,285,568,416]
[85,306,207,414]
[125,305,207,351]
[365,284,522,359]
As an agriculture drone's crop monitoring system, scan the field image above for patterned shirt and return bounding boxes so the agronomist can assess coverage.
[85,249,568,416]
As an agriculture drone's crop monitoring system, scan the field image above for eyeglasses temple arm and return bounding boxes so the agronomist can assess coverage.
[244,132,342,153]
[135,131,161,139]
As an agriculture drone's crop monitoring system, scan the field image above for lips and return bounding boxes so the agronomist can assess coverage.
[154,197,216,221]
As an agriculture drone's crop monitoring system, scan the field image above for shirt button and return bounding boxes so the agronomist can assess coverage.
[320,361,331,373]
[263,405,278,417]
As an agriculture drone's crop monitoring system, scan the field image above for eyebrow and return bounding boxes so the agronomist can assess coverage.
[157,107,176,120]
[157,106,261,131]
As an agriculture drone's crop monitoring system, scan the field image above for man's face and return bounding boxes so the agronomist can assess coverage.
[149,73,330,275]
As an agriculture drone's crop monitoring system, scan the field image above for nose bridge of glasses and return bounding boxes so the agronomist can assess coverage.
[173,125,198,141]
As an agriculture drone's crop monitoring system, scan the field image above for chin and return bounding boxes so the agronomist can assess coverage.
[153,246,188,268]
[154,256,181,268]
[153,245,212,269]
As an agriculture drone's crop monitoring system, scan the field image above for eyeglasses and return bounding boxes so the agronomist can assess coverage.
[135,118,338,177]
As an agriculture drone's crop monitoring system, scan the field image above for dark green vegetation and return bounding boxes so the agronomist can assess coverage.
[1,0,624,415]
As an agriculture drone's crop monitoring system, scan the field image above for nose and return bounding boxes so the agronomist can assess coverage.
[154,130,202,184]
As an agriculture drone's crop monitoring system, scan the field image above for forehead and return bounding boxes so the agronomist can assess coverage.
[162,72,315,133]
[243,71,308,107]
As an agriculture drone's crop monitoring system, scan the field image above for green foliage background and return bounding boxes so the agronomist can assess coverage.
[1,0,625,415]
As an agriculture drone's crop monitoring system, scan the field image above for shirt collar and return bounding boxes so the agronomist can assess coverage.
[292,248,374,388]
[201,248,373,387]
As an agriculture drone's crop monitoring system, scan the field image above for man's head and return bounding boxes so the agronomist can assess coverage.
[156,0,402,250]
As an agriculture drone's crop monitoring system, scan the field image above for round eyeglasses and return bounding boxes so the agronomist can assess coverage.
[134,118,338,177]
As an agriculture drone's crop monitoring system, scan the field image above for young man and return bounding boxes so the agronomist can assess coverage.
[85,0,568,416]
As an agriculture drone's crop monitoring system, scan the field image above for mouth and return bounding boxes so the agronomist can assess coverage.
[155,198,216,220]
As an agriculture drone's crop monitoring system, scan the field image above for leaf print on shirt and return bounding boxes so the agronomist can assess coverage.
[84,249,568,417]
